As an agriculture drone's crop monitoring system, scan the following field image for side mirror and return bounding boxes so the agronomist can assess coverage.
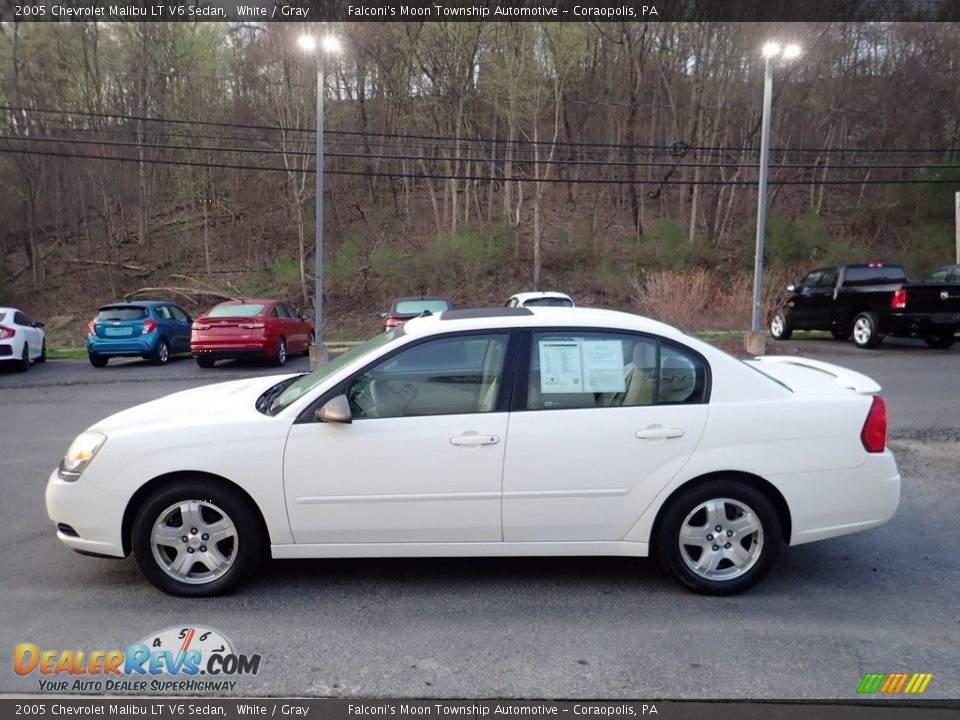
[786,284,797,293]
[315,394,352,424]
[33,321,45,329]
[379,311,388,319]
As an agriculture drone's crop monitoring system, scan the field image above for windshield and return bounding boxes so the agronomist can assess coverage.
[267,328,403,415]
[97,306,147,321]
[207,303,265,318]
[394,299,450,315]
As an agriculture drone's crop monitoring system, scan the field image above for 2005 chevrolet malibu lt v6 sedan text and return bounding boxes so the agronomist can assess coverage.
[46,307,900,597]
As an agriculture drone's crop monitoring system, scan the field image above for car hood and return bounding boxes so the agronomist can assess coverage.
[89,374,301,435]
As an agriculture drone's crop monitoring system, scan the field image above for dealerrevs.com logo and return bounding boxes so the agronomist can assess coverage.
[14,625,261,693]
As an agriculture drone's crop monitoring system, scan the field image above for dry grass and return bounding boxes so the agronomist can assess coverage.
[631,268,794,332]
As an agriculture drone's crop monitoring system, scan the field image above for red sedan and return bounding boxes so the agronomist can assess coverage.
[191,299,314,368]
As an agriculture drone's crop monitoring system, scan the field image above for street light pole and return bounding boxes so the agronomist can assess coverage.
[747,55,775,355]
[311,50,327,369]
[746,42,800,356]
[298,33,340,369]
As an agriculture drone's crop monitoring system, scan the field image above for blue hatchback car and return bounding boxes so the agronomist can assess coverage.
[87,300,193,367]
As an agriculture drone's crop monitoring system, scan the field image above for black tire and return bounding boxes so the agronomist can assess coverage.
[924,334,956,349]
[851,311,883,349]
[654,479,782,595]
[831,329,849,340]
[303,331,315,356]
[195,355,216,369]
[769,311,792,340]
[18,343,30,372]
[89,354,108,368]
[151,339,171,365]
[36,340,47,363]
[131,478,265,597]
[272,336,287,367]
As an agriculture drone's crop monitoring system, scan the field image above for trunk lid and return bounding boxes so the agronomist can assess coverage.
[746,356,881,395]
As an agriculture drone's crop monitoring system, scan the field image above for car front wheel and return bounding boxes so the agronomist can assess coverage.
[852,312,883,349]
[770,312,792,340]
[131,479,264,597]
[655,479,781,595]
[18,343,30,372]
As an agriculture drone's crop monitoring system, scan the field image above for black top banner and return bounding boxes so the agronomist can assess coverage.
[2,0,960,22]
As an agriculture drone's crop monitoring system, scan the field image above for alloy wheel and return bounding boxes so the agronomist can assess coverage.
[150,500,238,585]
[677,497,764,581]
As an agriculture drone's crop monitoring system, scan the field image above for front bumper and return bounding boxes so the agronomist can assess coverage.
[45,468,127,558]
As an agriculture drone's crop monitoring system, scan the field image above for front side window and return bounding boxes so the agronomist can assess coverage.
[348,333,508,419]
[798,272,822,291]
[526,332,706,410]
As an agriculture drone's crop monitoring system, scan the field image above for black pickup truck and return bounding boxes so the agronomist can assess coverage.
[770,262,960,349]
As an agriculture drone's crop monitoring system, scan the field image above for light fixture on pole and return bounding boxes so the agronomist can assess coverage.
[747,41,802,356]
[298,32,341,369]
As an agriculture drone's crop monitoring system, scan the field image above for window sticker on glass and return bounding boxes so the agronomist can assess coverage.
[581,340,626,393]
[539,340,584,393]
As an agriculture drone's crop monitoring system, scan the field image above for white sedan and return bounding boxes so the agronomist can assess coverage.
[46,307,899,597]
[0,306,47,370]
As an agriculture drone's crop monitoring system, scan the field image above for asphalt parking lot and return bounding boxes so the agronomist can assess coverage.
[1,339,958,699]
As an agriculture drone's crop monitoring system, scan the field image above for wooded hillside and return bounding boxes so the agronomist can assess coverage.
[2,21,959,340]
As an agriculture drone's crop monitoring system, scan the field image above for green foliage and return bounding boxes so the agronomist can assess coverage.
[269,254,301,286]
[646,217,697,270]
[327,234,362,292]
[903,222,955,276]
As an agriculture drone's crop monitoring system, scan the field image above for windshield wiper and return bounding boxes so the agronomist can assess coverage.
[256,375,305,415]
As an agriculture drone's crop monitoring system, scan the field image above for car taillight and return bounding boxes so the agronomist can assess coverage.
[86,321,96,335]
[385,317,403,328]
[0,325,14,340]
[861,395,887,453]
[192,322,210,330]
[239,322,265,329]
[891,289,908,310]
[142,319,158,335]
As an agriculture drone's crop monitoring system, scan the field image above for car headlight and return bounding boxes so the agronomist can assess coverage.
[58,432,107,481]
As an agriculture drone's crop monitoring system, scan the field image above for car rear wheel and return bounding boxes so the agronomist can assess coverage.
[195,356,216,369]
[655,479,781,595]
[151,339,170,365]
[131,479,265,597]
[924,334,955,349]
[770,312,792,340]
[18,343,30,372]
[272,337,287,367]
[303,331,315,356]
[852,312,883,349]
[89,353,108,368]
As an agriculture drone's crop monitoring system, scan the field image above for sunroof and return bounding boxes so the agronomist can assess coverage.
[439,308,534,321]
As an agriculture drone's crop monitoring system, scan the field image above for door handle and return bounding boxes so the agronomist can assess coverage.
[450,435,499,447]
[635,428,683,440]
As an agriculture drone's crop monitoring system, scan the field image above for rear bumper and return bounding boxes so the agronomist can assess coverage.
[889,312,960,335]
[192,347,270,360]
[773,451,900,546]
[87,333,158,356]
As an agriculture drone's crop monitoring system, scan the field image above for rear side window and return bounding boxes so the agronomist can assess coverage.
[843,266,907,286]
[526,331,708,411]
[170,306,190,322]
[816,269,838,289]
[208,303,265,318]
[0,312,6,322]
[155,306,172,320]
[97,306,147,321]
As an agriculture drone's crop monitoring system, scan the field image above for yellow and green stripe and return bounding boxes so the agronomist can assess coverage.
[857,673,933,694]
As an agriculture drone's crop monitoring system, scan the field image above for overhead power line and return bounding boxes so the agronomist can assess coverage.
[5,105,960,157]
[2,146,957,186]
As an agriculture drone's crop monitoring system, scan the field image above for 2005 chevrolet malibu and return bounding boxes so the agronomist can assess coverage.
[46,307,899,597]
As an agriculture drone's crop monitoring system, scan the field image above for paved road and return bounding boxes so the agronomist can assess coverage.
[1,345,958,699]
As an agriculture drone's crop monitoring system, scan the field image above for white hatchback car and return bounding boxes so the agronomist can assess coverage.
[505,291,574,308]
[0,306,47,370]
[47,307,899,597]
